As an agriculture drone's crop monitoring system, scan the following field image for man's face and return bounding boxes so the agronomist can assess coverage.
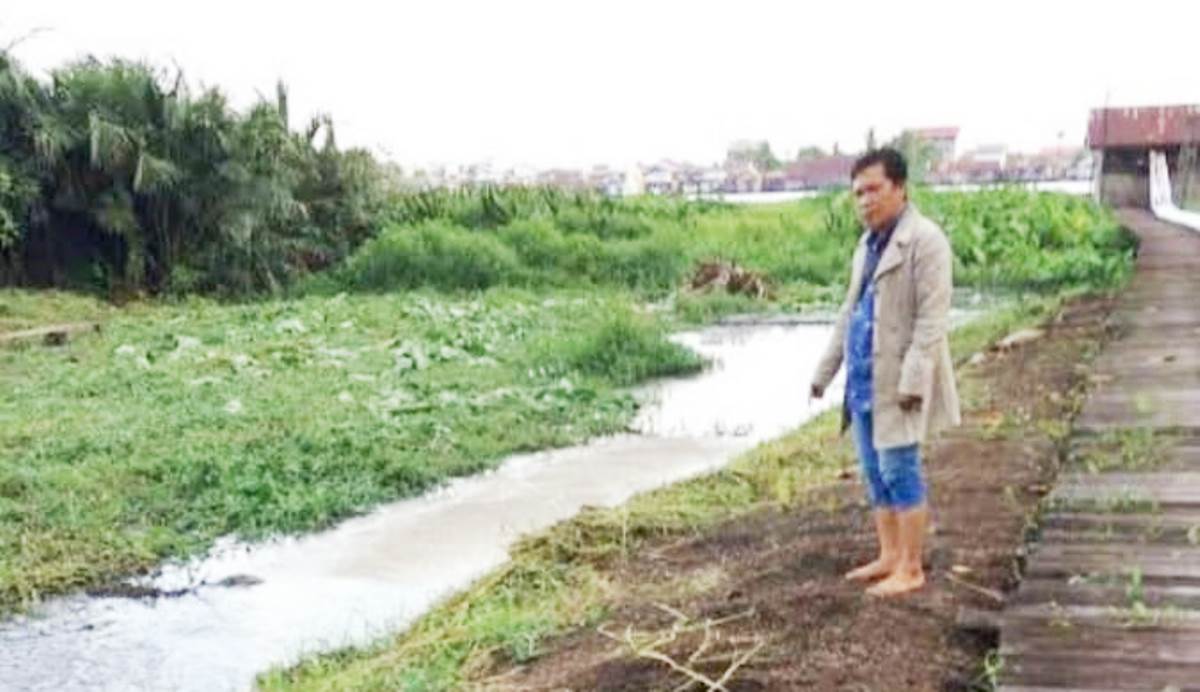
[852,163,906,231]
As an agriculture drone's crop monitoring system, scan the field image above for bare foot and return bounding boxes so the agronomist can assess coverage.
[843,558,895,582]
[866,570,925,597]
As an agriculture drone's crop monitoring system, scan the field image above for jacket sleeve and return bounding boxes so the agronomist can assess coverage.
[812,244,862,390]
[898,227,953,397]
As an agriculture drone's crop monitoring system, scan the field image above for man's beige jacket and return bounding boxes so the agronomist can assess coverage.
[812,205,961,448]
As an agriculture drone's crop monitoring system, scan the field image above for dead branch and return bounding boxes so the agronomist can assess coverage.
[945,571,1006,605]
[597,605,764,692]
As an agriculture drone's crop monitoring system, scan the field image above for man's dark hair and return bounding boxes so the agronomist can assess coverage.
[851,147,907,186]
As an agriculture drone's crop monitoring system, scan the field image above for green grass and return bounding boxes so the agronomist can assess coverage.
[1075,428,1169,473]
[672,291,773,325]
[0,289,114,332]
[530,308,704,386]
[259,291,1073,692]
[0,287,700,611]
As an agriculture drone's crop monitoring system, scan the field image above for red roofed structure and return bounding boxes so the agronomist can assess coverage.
[1089,105,1200,208]
[1088,106,1200,149]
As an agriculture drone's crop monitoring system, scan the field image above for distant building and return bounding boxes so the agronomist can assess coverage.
[906,126,959,162]
[537,169,587,189]
[643,161,687,195]
[508,164,540,186]
[586,166,625,196]
[678,166,726,195]
[723,162,764,193]
[623,165,646,196]
[1088,105,1200,207]
[782,155,856,190]
[964,144,1008,170]
[945,159,1003,184]
[1006,147,1089,181]
[763,169,787,192]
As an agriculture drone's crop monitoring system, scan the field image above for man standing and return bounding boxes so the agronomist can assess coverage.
[810,148,960,597]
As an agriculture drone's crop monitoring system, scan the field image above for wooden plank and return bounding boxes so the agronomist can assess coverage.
[999,655,1200,689]
[1048,482,1200,508]
[1068,440,1200,461]
[1026,544,1200,583]
[1108,313,1200,330]
[1076,405,1200,435]
[1088,391,1200,409]
[998,687,1117,692]
[1089,379,1200,393]
[1057,472,1200,488]
[1091,343,1200,361]
[1065,444,1200,472]
[1037,528,1195,547]
[1031,543,1200,563]
[1010,578,1200,609]
[1087,369,1200,387]
[1040,510,1200,534]
[1001,621,1200,662]
[1001,603,1200,626]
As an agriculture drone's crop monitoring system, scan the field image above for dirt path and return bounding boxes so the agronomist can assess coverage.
[463,296,1118,691]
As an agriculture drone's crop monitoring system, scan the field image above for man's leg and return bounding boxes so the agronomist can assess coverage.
[845,509,898,581]
[844,411,899,581]
[868,444,928,596]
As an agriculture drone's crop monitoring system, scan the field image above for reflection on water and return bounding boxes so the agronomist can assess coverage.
[0,323,838,692]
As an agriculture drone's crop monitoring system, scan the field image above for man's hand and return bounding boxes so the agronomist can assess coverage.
[899,394,922,412]
[810,383,825,400]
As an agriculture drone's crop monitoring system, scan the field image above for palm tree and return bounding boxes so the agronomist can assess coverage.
[0,51,385,294]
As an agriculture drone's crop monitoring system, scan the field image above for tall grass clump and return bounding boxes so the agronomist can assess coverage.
[337,221,524,291]
[337,217,689,294]
[535,309,704,386]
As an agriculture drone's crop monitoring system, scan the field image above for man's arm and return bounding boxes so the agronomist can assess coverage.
[898,229,953,403]
[811,298,852,397]
[812,244,864,397]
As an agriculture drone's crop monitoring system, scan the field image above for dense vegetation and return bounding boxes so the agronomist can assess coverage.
[328,186,1132,297]
[0,52,385,294]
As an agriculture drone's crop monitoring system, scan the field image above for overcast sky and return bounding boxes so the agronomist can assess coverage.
[4,0,1198,170]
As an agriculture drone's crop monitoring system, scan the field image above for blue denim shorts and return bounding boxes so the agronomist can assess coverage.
[850,409,926,510]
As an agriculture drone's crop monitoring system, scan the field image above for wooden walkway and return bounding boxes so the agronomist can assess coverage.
[998,209,1200,691]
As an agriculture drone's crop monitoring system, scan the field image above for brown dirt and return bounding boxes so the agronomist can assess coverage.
[472,296,1119,691]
